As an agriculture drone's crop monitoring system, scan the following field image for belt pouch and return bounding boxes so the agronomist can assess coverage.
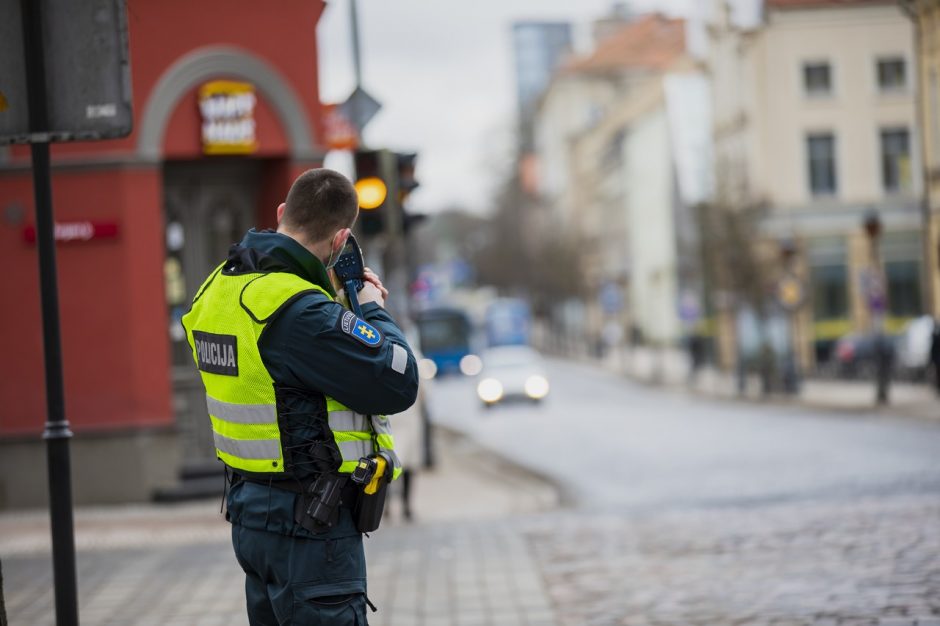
[354,469,392,533]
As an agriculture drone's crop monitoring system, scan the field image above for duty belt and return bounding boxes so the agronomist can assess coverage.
[231,472,360,505]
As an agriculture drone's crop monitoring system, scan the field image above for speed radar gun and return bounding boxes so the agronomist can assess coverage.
[333,233,367,317]
[315,234,393,533]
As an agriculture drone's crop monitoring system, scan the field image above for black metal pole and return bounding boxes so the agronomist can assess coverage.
[0,556,8,626]
[865,216,891,407]
[349,0,363,88]
[20,0,80,624]
[349,0,363,138]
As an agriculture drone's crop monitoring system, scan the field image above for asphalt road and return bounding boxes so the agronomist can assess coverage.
[429,356,940,512]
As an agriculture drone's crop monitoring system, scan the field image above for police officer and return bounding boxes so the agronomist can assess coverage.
[182,168,419,625]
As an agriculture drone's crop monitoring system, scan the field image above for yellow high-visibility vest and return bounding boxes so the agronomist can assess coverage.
[182,264,400,478]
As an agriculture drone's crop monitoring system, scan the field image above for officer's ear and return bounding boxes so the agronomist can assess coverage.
[276,202,286,225]
[332,228,351,255]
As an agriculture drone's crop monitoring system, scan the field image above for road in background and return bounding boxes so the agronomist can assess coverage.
[431,356,940,625]
[431,357,940,512]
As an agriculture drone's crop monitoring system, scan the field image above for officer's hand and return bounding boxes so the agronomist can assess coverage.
[359,281,385,308]
[362,268,389,301]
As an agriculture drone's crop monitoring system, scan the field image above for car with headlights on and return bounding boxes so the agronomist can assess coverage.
[476,345,550,408]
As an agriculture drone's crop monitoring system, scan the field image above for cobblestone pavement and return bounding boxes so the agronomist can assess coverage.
[524,494,940,626]
[5,541,247,626]
[2,520,560,626]
[367,522,557,626]
[4,493,939,625]
[0,428,560,626]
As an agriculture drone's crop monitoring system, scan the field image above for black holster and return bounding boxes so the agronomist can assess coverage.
[295,472,358,534]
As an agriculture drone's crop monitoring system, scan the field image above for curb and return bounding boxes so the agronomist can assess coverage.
[560,352,939,423]
[430,423,570,511]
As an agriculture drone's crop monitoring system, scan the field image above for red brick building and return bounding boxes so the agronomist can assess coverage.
[0,0,330,507]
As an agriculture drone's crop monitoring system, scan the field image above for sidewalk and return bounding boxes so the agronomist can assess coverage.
[599,346,939,420]
[0,427,561,626]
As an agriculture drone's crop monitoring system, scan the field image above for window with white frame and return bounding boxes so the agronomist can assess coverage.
[807,133,837,196]
[880,127,912,193]
[803,62,832,96]
[877,57,907,92]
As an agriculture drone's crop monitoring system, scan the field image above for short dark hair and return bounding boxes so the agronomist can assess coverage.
[282,169,359,242]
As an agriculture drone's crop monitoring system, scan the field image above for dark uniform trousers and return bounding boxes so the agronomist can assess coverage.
[228,481,369,625]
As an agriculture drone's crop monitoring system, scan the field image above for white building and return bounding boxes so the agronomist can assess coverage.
[534,14,700,346]
[707,0,920,367]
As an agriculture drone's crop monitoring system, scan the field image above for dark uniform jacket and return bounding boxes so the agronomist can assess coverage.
[223,229,419,538]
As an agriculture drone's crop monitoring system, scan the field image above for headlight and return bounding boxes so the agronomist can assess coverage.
[459,354,483,376]
[418,358,438,380]
[524,375,550,399]
[477,378,504,403]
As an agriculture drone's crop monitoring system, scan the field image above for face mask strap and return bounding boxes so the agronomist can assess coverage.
[324,234,348,270]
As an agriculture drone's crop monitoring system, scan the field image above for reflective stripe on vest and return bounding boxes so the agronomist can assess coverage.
[328,411,370,432]
[214,433,281,460]
[207,396,275,425]
[370,415,402,480]
[326,399,401,477]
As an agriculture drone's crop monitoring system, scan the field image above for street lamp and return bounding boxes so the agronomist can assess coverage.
[862,210,891,405]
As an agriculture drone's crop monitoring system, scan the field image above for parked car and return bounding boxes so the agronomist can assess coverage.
[895,315,937,380]
[476,345,550,408]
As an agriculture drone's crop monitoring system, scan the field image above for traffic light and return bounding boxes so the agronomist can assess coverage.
[396,152,419,204]
[353,149,421,237]
[396,152,425,234]
[353,149,391,236]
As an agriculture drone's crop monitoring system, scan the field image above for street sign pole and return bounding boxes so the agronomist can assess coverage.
[20,0,79,623]
[349,0,363,144]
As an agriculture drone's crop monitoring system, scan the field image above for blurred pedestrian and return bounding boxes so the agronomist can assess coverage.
[181,169,419,625]
[390,389,426,521]
[686,334,705,385]
[931,318,940,394]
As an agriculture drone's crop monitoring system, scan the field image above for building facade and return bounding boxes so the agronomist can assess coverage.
[707,0,920,370]
[0,0,329,508]
[534,15,692,348]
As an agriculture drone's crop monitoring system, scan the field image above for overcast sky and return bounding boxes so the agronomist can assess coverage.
[317,0,695,215]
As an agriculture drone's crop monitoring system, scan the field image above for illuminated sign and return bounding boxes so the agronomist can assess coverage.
[323,103,359,151]
[23,221,120,244]
[199,80,257,155]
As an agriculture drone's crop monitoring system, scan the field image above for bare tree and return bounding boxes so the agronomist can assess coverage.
[473,172,586,316]
[697,198,779,394]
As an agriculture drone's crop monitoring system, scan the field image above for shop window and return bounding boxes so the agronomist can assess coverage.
[881,128,912,193]
[807,133,837,196]
[877,57,906,92]
[886,260,921,317]
[803,62,832,96]
[811,263,848,321]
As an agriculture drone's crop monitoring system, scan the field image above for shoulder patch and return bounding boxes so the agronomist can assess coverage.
[339,310,383,348]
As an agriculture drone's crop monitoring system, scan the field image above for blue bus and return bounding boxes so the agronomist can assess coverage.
[415,307,474,376]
